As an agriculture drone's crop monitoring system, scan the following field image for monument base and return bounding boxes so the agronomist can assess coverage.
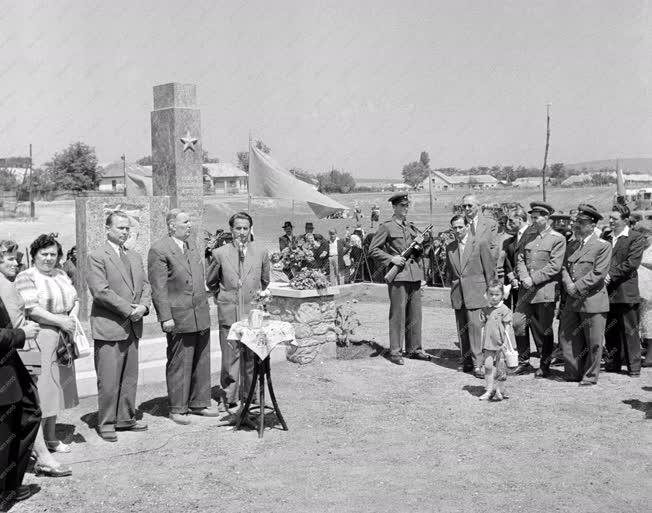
[267,283,339,364]
[75,195,170,321]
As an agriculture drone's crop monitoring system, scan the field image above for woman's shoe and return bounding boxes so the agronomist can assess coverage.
[45,441,71,453]
[34,463,72,477]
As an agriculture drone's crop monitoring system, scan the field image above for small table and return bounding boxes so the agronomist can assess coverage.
[224,319,295,438]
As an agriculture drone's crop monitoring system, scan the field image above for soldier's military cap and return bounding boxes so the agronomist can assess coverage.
[576,204,603,223]
[388,192,409,205]
[528,201,555,216]
[549,213,571,222]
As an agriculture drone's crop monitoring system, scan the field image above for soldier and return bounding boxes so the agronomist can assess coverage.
[515,202,566,378]
[369,192,430,365]
[559,204,612,385]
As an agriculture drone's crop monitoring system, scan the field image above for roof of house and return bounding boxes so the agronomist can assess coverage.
[99,161,151,179]
[202,162,248,178]
[0,167,28,184]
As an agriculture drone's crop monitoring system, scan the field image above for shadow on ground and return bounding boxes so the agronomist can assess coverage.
[622,399,652,419]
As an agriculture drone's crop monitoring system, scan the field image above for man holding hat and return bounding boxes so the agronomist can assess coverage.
[515,201,566,377]
[559,204,611,385]
[279,221,296,252]
[369,192,430,365]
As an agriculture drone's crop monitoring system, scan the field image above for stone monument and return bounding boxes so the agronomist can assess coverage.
[75,82,205,320]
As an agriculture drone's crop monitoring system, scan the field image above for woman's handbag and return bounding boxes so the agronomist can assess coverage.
[71,314,91,358]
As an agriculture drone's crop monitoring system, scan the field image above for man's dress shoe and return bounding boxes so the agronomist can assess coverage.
[169,413,191,425]
[116,421,148,431]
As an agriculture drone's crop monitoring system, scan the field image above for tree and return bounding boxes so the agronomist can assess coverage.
[419,151,430,169]
[549,162,566,182]
[0,169,18,190]
[45,142,99,192]
[136,155,153,166]
[402,161,428,188]
[237,140,271,173]
[591,173,616,186]
[316,169,356,193]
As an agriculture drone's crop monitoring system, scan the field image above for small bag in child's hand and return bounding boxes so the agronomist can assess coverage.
[502,330,519,368]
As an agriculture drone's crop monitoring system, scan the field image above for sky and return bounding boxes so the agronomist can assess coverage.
[1,0,650,178]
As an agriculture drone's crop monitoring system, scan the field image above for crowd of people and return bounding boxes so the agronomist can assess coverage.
[1,194,650,507]
[368,191,651,401]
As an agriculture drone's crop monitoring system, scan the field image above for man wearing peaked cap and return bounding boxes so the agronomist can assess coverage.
[369,191,430,365]
[515,201,566,377]
[559,203,611,385]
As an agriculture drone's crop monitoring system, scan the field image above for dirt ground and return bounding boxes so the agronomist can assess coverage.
[14,302,651,513]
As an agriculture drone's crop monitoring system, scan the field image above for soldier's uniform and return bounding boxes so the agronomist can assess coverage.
[515,202,566,376]
[559,204,612,385]
[369,192,427,363]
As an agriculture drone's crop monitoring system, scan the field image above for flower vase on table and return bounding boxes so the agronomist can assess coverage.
[248,308,265,329]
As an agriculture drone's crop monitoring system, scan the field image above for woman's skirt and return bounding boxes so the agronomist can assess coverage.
[36,325,79,417]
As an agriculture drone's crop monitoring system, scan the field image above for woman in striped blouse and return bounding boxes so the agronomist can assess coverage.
[15,234,79,453]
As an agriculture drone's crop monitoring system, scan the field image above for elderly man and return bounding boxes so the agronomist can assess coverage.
[87,211,151,441]
[445,214,495,377]
[560,204,612,385]
[460,193,498,255]
[515,202,566,377]
[148,209,217,424]
[603,204,646,377]
[369,192,430,365]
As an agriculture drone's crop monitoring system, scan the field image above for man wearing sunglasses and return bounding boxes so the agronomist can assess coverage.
[460,194,498,257]
[369,192,430,365]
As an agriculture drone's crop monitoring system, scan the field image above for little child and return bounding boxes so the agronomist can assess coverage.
[479,278,515,401]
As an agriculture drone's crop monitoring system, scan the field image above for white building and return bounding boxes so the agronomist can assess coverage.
[203,162,248,194]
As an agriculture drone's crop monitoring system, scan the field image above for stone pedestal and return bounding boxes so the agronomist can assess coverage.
[267,284,340,364]
[75,196,170,320]
[151,83,204,240]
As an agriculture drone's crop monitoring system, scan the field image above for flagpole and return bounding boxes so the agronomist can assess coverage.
[248,131,252,213]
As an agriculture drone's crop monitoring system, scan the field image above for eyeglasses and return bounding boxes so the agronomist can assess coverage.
[461,204,474,208]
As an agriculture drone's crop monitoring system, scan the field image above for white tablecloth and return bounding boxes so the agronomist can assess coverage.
[227,320,296,360]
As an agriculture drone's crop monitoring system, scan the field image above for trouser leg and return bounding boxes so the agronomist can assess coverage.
[219,325,238,404]
[188,330,211,410]
[166,332,192,414]
[116,335,139,427]
[560,309,581,381]
[404,281,422,354]
[95,340,121,433]
[387,283,406,356]
[455,308,472,368]
[530,302,556,370]
[604,307,622,370]
[466,308,483,368]
[512,305,531,363]
[621,304,642,374]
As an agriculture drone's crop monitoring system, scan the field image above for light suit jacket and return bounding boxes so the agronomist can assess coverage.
[206,242,270,326]
[87,242,151,341]
[446,236,496,310]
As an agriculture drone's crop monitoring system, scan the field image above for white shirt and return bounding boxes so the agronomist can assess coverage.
[329,238,339,257]
[171,236,186,253]
[612,225,629,247]
[516,224,529,244]
[107,240,122,257]
[458,234,469,255]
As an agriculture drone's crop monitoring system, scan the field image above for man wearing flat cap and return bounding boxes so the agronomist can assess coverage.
[515,201,566,377]
[602,204,645,377]
[369,192,430,365]
[279,221,296,252]
[559,204,611,385]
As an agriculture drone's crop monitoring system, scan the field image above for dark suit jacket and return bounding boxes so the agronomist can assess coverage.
[0,297,31,406]
[87,242,151,341]
[446,236,495,310]
[603,229,645,304]
[148,236,210,333]
[279,234,296,252]
[206,242,270,326]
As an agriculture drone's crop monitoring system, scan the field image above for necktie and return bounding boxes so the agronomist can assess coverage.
[119,247,133,287]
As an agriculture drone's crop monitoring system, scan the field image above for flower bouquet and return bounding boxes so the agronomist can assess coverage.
[290,268,329,290]
[249,288,272,328]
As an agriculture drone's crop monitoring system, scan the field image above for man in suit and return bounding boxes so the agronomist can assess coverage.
[501,207,534,374]
[559,204,612,385]
[603,204,645,377]
[0,297,41,505]
[148,209,217,424]
[460,193,498,256]
[278,221,296,252]
[369,192,431,365]
[515,202,566,378]
[445,214,496,378]
[206,212,270,407]
[87,211,151,441]
[326,228,350,285]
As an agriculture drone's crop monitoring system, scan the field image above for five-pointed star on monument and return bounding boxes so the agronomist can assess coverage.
[180,131,198,152]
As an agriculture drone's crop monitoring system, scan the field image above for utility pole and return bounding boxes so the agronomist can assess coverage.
[121,154,127,197]
[29,143,35,217]
[428,167,433,222]
[542,103,551,201]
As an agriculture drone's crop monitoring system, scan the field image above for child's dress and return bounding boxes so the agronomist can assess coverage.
[480,302,515,381]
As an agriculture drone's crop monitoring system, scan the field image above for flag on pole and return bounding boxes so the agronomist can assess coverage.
[248,145,348,218]
[616,165,626,198]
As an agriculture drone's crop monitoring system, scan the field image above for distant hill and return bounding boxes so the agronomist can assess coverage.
[566,158,652,174]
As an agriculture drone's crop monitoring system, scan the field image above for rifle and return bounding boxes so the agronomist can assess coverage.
[384,223,433,283]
